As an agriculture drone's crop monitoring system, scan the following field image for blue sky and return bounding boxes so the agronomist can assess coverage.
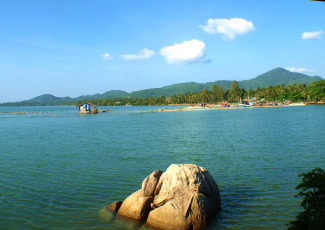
[0,0,324,102]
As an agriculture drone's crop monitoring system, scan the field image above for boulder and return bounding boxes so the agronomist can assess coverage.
[147,164,220,230]
[117,189,153,220]
[107,164,220,230]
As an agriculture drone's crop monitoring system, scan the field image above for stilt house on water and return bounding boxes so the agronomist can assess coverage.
[79,103,98,114]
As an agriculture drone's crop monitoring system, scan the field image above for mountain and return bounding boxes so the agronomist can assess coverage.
[238,68,322,89]
[74,90,129,101]
[1,67,323,105]
[2,90,129,106]
[128,68,322,98]
[28,94,72,103]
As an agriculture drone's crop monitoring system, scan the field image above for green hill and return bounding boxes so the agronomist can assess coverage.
[74,90,129,101]
[239,68,322,89]
[1,67,322,105]
[30,94,71,103]
[128,68,322,98]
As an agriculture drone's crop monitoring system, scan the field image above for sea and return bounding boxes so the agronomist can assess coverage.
[0,105,324,230]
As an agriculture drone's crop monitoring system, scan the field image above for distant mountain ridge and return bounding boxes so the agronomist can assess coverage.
[2,67,323,105]
[127,67,322,98]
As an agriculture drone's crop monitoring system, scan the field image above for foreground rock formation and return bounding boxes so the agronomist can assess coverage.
[108,164,220,230]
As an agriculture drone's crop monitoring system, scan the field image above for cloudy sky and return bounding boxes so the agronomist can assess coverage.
[0,0,324,102]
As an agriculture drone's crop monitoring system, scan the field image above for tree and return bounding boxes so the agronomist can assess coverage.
[247,89,254,99]
[229,80,241,102]
[308,80,325,102]
[211,85,218,103]
[200,88,209,103]
[211,84,225,103]
[288,168,325,230]
[277,84,287,101]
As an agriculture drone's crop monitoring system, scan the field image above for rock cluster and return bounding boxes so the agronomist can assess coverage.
[107,164,220,230]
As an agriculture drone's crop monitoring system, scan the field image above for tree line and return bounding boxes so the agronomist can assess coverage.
[79,80,325,106]
[1,80,324,106]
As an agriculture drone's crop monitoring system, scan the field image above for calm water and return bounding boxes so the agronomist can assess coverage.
[0,105,324,230]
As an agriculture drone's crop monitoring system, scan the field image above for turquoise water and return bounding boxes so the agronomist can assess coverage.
[0,105,324,230]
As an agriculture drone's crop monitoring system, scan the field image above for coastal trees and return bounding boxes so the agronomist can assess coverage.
[211,84,225,103]
[211,85,218,103]
[58,80,324,107]
[308,80,325,102]
[240,88,246,101]
[298,84,307,101]
[288,167,325,230]
[247,89,254,99]
[229,80,241,102]
[277,84,288,101]
[156,81,317,105]
[200,88,209,103]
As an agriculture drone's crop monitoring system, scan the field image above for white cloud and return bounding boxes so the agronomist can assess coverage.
[160,39,206,64]
[120,48,155,60]
[285,67,316,73]
[102,53,112,60]
[200,18,255,40]
[302,30,324,40]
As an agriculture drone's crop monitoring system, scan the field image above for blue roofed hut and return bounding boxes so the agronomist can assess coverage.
[79,103,98,114]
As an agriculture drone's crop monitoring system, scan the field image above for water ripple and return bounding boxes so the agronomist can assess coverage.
[0,105,324,229]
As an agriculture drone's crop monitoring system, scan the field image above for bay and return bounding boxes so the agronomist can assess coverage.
[0,105,324,229]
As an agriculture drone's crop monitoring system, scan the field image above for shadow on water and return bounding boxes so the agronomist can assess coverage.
[99,206,152,230]
[207,185,257,230]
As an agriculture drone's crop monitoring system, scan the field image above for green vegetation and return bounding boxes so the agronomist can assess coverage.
[77,79,324,106]
[308,80,325,103]
[229,80,241,102]
[1,68,323,106]
[239,67,322,89]
[288,168,325,230]
[127,68,322,98]
[1,80,324,106]
[150,80,324,105]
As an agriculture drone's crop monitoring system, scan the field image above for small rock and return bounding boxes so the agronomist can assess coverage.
[117,190,153,220]
[107,201,123,212]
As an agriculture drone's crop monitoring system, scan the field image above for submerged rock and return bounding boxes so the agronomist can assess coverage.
[107,201,123,212]
[107,164,220,230]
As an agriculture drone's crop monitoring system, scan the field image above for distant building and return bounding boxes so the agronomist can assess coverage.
[79,103,98,114]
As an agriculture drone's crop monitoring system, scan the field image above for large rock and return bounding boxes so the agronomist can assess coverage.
[108,164,220,230]
[147,164,220,230]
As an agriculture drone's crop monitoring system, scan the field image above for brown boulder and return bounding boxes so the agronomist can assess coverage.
[107,164,220,230]
[117,189,152,220]
[147,164,220,230]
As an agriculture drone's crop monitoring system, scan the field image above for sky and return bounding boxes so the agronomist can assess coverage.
[0,0,324,102]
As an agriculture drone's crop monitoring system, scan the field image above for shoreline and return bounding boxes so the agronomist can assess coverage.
[0,102,321,114]
[163,102,307,112]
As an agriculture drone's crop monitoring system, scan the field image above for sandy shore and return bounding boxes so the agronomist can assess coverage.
[164,102,307,112]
